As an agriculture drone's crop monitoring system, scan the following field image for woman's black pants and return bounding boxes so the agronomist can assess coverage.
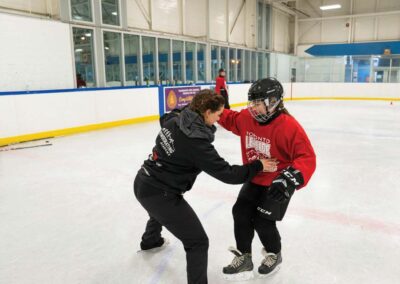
[134,171,209,284]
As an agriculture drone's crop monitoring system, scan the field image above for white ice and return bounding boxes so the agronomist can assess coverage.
[1,100,399,284]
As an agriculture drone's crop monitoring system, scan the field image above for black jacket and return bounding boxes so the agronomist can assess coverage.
[141,107,263,194]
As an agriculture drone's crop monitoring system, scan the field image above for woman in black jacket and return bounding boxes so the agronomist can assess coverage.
[134,90,275,284]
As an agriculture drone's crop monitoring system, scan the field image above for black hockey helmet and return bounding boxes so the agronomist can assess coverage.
[247,77,284,123]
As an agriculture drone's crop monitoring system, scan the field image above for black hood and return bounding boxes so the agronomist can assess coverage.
[179,108,216,142]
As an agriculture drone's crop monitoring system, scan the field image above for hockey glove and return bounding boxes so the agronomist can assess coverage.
[267,166,304,203]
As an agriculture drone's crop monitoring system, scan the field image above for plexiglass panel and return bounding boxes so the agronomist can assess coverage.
[172,40,184,84]
[185,42,195,83]
[197,43,206,83]
[158,38,171,84]
[142,36,156,85]
[73,27,96,87]
[104,31,122,86]
[124,34,140,86]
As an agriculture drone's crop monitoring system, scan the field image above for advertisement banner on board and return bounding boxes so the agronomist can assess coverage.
[164,86,201,112]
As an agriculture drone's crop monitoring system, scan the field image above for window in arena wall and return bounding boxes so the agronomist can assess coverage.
[142,36,156,85]
[197,43,206,83]
[257,1,263,49]
[103,31,122,86]
[237,49,243,82]
[265,4,271,50]
[124,34,141,86]
[344,56,352,83]
[172,40,184,84]
[101,0,120,26]
[390,57,400,83]
[258,52,268,79]
[211,45,219,81]
[244,50,251,82]
[220,47,228,77]
[229,48,237,82]
[350,57,371,83]
[257,0,271,50]
[371,56,391,83]
[185,42,196,83]
[71,0,93,22]
[72,27,96,87]
[158,38,171,85]
[251,51,257,81]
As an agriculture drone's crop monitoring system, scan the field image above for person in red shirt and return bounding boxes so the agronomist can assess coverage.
[219,78,316,280]
[215,68,230,109]
[76,74,87,88]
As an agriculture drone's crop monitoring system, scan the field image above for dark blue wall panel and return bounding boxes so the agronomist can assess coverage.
[306,41,400,56]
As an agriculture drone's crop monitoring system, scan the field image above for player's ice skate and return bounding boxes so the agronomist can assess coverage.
[257,248,282,278]
[137,238,169,253]
[222,247,254,281]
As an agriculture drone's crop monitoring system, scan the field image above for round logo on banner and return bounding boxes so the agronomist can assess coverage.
[167,90,178,110]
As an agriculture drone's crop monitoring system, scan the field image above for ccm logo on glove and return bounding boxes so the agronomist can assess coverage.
[266,167,304,203]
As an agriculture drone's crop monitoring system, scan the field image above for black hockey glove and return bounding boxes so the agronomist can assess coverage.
[267,167,304,203]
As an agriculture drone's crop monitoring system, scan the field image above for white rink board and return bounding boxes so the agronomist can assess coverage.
[0,87,159,138]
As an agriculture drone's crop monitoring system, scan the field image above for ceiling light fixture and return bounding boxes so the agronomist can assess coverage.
[320,4,341,10]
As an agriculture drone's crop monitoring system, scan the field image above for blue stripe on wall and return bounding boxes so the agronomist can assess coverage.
[306,41,400,56]
[105,52,204,65]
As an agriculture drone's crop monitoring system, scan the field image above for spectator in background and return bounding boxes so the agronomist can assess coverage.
[215,68,230,109]
[76,74,86,88]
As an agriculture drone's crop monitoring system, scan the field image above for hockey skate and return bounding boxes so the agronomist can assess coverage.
[222,247,254,281]
[257,248,282,277]
[137,238,169,253]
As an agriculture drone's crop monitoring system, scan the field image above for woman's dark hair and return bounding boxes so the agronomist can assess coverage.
[189,89,225,115]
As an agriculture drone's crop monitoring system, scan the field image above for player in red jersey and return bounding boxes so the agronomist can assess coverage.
[220,78,316,280]
[215,68,230,109]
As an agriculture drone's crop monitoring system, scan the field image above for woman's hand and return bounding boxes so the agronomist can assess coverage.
[259,158,279,172]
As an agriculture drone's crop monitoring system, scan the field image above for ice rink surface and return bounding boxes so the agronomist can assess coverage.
[1,100,400,284]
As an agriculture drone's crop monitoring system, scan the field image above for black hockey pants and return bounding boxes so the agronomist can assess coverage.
[233,182,282,254]
[134,170,209,284]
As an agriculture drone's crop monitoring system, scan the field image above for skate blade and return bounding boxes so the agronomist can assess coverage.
[257,264,281,278]
[222,271,254,281]
[137,238,170,253]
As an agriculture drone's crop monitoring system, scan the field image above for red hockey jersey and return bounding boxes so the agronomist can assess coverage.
[215,76,228,96]
[219,108,316,188]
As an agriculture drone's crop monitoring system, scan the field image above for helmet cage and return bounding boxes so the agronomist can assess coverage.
[248,96,282,123]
